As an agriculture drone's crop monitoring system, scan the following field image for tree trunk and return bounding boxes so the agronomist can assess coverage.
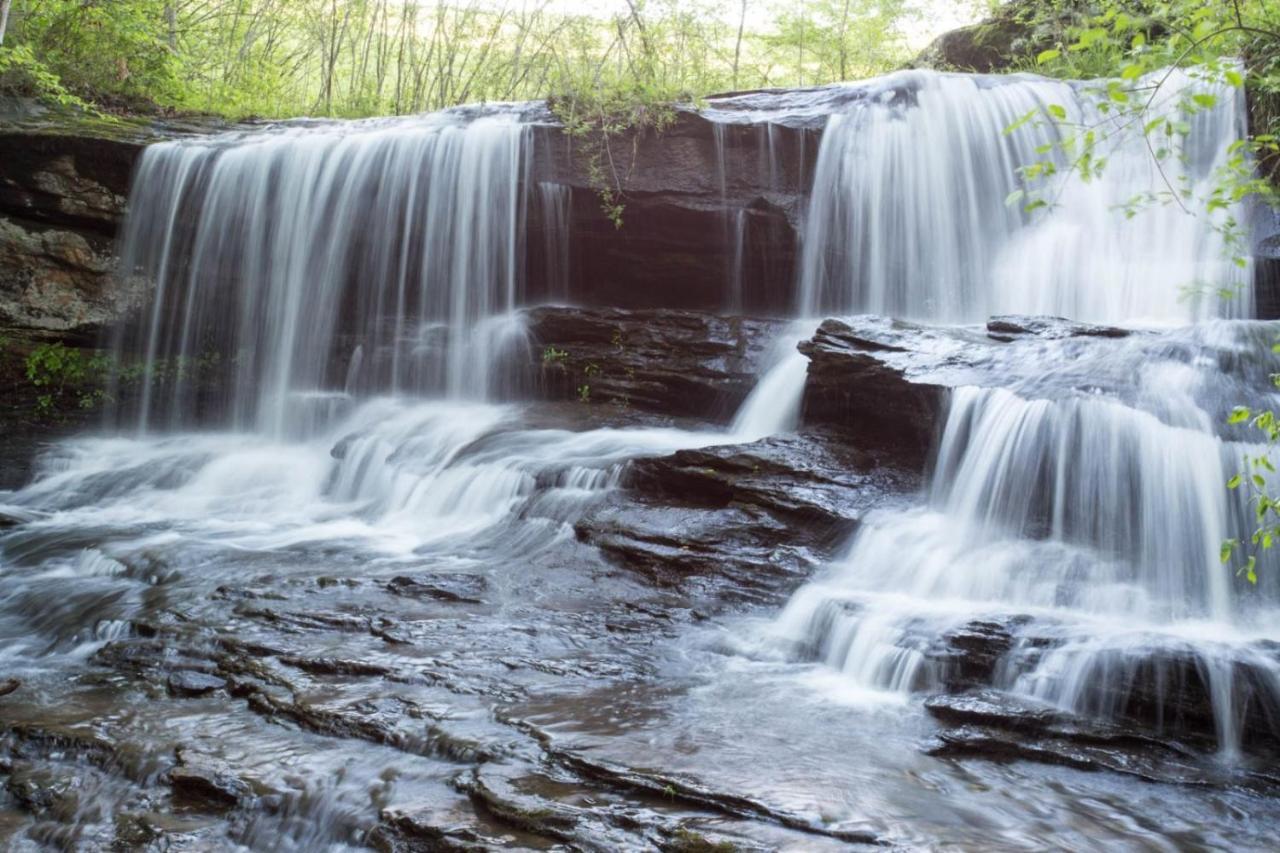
[0,0,14,48]
[164,3,178,52]
[733,0,747,89]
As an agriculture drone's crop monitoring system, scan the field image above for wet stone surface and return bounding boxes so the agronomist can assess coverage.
[0,349,1278,849]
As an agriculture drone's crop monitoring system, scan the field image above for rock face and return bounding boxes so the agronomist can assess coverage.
[524,108,816,314]
[0,121,143,332]
[525,306,785,421]
[0,103,816,335]
[797,317,951,457]
[4,92,1280,327]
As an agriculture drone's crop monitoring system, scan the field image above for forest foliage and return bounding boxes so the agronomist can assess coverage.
[0,0,945,118]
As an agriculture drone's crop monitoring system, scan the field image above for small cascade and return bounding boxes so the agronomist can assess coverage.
[797,68,1250,323]
[537,181,573,302]
[729,210,748,313]
[114,111,529,438]
[730,321,813,441]
[773,322,1280,752]
[769,65,1280,755]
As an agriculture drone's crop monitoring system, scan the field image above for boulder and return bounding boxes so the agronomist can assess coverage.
[797,318,952,456]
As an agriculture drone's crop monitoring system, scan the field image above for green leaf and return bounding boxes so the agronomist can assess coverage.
[1004,109,1036,135]
[1036,49,1061,65]
[1225,69,1245,88]
[1047,103,1067,121]
[1229,407,1251,425]
[1005,189,1025,207]
[1191,93,1217,109]
[1120,64,1142,81]
[1228,474,1243,489]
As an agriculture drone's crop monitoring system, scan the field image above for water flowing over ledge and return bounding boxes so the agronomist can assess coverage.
[1,63,1279,849]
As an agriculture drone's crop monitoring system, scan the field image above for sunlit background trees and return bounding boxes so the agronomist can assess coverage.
[0,0,988,117]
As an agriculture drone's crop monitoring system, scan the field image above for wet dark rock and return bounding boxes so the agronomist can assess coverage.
[278,655,396,678]
[387,574,487,605]
[798,318,951,457]
[526,110,813,313]
[921,691,1269,788]
[629,431,911,533]
[456,765,579,842]
[213,584,287,601]
[526,306,785,421]
[580,501,810,593]
[2,721,118,770]
[923,618,1029,692]
[454,762,765,850]
[0,678,20,696]
[924,725,1214,785]
[169,747,253,811]
[547,747,882,846]
[1018,641,1280,756]
[369,803,499,852]
[166,671,226,698]
[234,680,495,763]
[919,615,1280,758]
[4,762,81,819]
[986,315,1130,341]
[235,605,371,634]
[920,688,1280,790]
[579,430,916,594]
[662,827,741,853]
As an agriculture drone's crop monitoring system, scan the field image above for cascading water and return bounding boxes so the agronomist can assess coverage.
[5,62,1280,850]
[797,68,1250,323]
[115,111,529,437]
[772,67,1280,756]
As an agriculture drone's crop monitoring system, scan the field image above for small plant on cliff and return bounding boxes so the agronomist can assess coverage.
[542,346,568,364]
[24,342,110,419]
[549,83,679,229]
[545,3,686,229]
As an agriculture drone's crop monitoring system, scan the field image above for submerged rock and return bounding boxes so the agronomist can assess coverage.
[166,671,225,698]
[169,747,253,811]
[986,315,1130,341]
[921,691,1271,788]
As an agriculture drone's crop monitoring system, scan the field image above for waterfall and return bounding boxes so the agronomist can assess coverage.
[536,180,572,303]
[114,112,529,438]
[772,67,1280,756]
[797,68,1251,323]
